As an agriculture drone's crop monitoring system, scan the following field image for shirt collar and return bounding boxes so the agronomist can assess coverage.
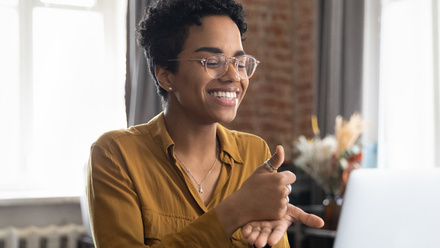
[216,124,244,165]
[145,112,175,159]
[146,112,244,165]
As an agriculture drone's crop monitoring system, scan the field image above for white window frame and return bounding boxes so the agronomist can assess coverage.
[433,0,440,168]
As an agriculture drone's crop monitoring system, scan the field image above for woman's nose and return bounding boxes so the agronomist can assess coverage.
[220,61,240,82]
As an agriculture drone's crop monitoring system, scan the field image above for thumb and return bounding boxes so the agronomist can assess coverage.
[256,145,285,173]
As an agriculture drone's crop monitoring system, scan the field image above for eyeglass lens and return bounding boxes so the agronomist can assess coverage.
[205,54,258,79]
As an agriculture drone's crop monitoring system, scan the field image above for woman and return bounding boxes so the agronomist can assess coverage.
[87,0,324,247]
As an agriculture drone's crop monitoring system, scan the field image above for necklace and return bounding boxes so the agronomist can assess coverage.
[174,150,218,194]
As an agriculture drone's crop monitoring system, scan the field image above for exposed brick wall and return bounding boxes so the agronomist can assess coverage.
[225,0,317,162]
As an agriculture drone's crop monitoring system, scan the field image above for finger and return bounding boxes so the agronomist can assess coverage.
[254,227,272,248]
[247,227,262,244]
[242,224,253,238]
[267,225,287,246]
[277,170,296,186]
[287,204,325,228]
[248,231,260,245]
[256,145,285,174]
[267,145,284,171]
[286,184,292,193]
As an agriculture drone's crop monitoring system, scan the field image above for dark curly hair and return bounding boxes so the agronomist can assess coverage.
[137,0,248,103]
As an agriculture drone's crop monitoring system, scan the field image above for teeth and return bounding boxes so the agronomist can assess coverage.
[211,91,237,100]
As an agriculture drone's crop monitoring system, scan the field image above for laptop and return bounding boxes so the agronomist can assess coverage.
[333,168,440,248]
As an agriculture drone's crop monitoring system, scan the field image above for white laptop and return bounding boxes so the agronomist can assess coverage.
[333,168,440,248]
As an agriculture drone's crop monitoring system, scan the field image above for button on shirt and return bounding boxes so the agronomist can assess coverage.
[87,113,290,247]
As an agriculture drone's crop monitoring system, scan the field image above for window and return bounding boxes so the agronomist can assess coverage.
[363,0,440,169]
[0,0,127,198]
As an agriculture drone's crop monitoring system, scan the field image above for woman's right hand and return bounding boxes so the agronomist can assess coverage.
[216,145,296,236]
[234,145,295,221]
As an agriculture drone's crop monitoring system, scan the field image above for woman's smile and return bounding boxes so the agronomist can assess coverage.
[207,87,240,107]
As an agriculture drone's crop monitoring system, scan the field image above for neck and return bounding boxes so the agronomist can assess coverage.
[164,108,218,159]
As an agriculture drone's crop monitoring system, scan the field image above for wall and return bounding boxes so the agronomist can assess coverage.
[227,0,318,162]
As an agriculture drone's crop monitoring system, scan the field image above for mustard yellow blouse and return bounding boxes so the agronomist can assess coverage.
[87,113,290,247]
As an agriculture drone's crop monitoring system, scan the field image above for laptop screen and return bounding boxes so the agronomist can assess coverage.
[333,168,440,248]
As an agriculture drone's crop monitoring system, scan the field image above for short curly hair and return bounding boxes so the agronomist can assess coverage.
[137,0,248,103]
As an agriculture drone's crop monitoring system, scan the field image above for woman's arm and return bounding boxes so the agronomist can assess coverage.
[87,144,234,248]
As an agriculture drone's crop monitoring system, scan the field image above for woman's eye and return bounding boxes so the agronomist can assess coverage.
[237,60,246,69]
[206,59,220,68]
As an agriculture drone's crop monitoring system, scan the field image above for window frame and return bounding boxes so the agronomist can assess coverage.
[433,0,440,168]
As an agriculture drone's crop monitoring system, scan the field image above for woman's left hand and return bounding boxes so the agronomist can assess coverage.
[242,204,324,248]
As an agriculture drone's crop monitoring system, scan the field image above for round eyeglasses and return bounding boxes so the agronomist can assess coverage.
[168,53,260,79]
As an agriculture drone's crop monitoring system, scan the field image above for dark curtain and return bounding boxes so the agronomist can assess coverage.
[125,0,161,127]
[316,0,365,136]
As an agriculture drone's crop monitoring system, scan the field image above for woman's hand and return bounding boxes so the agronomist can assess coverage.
[215,146,296,237]
[233,146,295,222]
[242,214,293,248]
[242,204,324,248]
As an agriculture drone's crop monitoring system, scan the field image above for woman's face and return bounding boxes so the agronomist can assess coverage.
[167,15,249,124]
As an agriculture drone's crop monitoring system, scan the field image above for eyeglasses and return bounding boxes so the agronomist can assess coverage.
[168,53,260,79]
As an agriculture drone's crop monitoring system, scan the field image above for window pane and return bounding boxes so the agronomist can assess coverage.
[40,0,95,8]
[0,5,20,187]
[379,0,435,169]
[0,0,18,7]
[31,7,126,194]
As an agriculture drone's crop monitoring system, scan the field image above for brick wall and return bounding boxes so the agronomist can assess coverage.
[226,0,318,162]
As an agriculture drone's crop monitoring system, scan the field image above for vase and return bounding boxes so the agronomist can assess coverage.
[322,195,343,230]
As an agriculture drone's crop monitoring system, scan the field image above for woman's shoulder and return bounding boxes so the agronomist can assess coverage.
[217,125,269,152]
[92,113,169,155]
[226,129,266,144]
[92,123,149,148]
[217,125,271,167]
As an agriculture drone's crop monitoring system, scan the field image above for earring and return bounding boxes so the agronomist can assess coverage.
[168,87,173,91]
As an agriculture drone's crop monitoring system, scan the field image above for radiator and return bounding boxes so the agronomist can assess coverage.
[0,224,85,248]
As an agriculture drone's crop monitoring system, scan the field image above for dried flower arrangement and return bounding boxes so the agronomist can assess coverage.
[293,113,365,197]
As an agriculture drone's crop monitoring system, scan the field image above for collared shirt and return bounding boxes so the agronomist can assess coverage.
[87,113,290,247]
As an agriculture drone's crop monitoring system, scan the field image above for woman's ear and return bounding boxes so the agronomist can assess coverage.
[155,66,174,92]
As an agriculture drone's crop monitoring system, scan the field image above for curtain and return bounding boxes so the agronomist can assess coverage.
[125,0,162,127]
[316,0,365,136]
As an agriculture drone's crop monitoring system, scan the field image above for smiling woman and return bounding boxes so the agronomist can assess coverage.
[0,0,127,198]
[87,1,324,248]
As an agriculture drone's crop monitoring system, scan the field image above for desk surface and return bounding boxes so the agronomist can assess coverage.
[304,227,337,238]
